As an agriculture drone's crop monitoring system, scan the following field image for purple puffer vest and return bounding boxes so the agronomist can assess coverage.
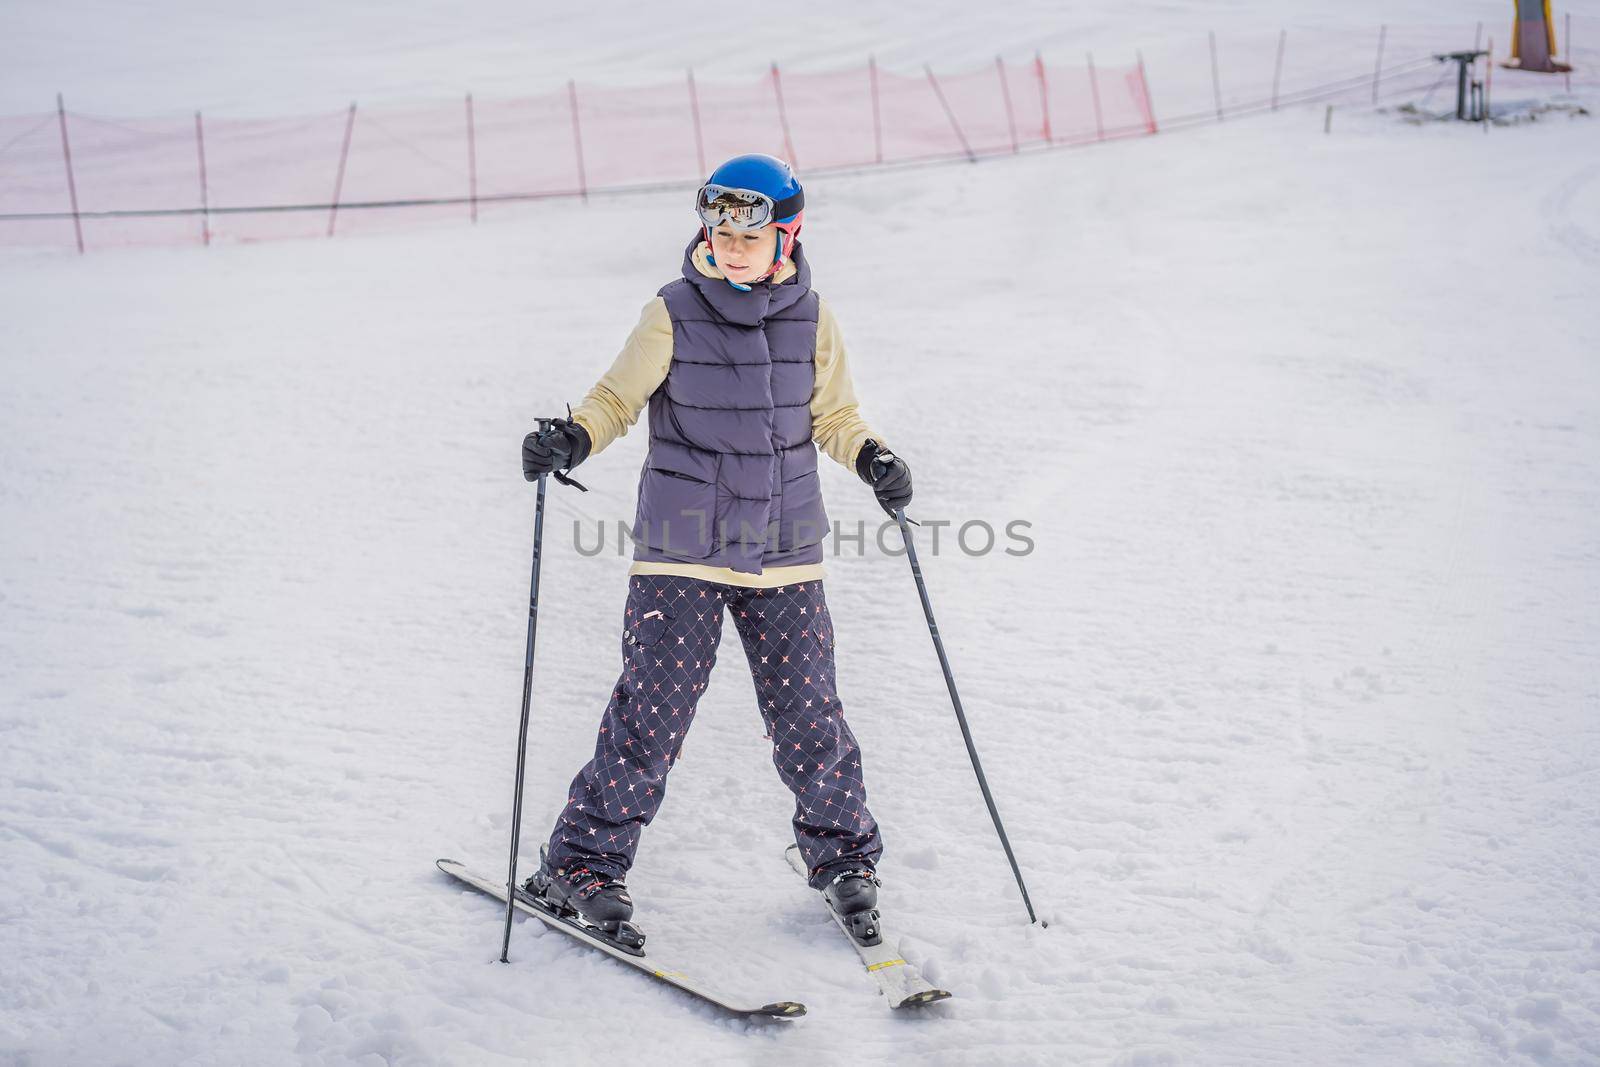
[630,233,826,574]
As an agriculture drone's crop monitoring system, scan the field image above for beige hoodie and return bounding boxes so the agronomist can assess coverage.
[569,240,887,589]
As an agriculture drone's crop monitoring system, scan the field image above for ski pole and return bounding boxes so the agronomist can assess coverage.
[892,506,1042,926]
[501,417,586,963]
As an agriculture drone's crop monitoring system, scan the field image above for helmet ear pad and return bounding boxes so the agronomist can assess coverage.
[775,210,804,263]
[745,212,806,283]
[755,210,804,281]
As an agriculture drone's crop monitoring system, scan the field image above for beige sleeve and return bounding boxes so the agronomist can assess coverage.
[568,297,673,457]
[811,295,886,471]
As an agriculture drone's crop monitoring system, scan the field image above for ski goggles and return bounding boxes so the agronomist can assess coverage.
[695,183,805,231]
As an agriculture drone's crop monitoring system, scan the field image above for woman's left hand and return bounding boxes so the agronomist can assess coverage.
[856,440,912,516]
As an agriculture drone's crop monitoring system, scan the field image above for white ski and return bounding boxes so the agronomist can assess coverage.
[437,858,805,1019]
[784,845,952,1008]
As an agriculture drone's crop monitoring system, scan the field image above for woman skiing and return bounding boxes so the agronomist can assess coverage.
[519,153,912,949]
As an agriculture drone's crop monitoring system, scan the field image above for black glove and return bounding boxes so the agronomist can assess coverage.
[856,439,912,515]
[522,418,591,481]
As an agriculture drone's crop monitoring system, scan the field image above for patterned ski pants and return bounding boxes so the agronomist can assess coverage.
[545,574,883,889]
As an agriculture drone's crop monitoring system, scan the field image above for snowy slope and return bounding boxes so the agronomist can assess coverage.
[4,0,1585,115]
[4,3,1600,1065]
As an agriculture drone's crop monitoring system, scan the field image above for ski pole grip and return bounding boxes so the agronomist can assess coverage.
[532,415,589,493]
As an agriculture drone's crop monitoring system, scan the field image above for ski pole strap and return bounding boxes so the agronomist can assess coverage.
[557,404,590,491]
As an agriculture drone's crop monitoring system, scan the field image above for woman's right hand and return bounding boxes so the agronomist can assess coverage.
[522,418,592,480]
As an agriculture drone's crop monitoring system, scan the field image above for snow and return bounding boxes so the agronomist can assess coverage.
[3,2,1600,1064]
[3,1,1582,116]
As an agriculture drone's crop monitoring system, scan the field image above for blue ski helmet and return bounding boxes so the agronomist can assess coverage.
[696,153,805,283]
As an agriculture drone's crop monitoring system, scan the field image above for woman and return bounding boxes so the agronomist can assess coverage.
[520,153,913,949]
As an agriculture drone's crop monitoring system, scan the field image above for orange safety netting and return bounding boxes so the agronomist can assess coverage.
[3,18,1595,252]
[0,55,1153,250]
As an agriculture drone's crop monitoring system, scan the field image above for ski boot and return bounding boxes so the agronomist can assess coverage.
[523,845,646,953]
[821,867,882,946]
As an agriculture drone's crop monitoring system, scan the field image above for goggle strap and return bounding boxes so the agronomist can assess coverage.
[771,189,804,221]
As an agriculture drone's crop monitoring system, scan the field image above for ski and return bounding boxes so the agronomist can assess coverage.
[784,845,952,1008]
[437,859,806,1020]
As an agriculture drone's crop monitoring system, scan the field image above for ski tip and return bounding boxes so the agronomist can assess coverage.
[436,858,462,873]
[759,1001,808,1018]
[894,989,954,1009]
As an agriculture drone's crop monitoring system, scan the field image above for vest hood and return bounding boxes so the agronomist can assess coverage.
[680,232,812,328]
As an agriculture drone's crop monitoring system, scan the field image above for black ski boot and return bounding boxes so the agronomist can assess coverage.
[821,868,882,946]
[523,845,646,953]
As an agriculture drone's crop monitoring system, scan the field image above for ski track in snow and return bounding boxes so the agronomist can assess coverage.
[3,12,1600,1066]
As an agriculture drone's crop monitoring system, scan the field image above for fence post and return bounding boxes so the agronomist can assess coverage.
[1086,51,1105,140]
[466,93,478,224]
[1372,24,1387,104]
[771,62,798,168]
[194,110,210,247]
[327,102,357,237]
[567,79,588,202]
[1485,37,1494,125]
[1137,50,1158,134]
[686,68,707,177]
[1035,51,1053,144]
[868,55,883,165]
[1271,29,1286,111]
[54,93,84,255]
[924,64,975,162]
[995,56,1018,153]
[1209,31,1224,121]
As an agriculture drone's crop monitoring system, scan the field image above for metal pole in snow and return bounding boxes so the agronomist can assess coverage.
[1137,50,1158,134]
[1035,51,1053,144]
[1565,14,1572,94]
[194,110,210,246]
[567,80,588,202]
[1086,51,1105,140]
[327,102,357,237]
[466,93,478,224]
[686,68,707,178]
[1209,31,1224,121]
[924,64,975,162]
[1271,29,1286,111]
[771,62,798,169]
[1373,24,1387,104]
[868,55,884,165]
[54,93,84,254]
[1485,38,1494,127]
[995,56,1018,153]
